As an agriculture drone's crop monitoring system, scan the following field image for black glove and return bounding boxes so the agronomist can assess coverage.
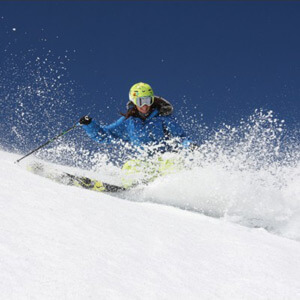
[79,115,92,125]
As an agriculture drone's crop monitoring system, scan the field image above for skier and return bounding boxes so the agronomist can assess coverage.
[79,82,192,187]
[79,82,191,149]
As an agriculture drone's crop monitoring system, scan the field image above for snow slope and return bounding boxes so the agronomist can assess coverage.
[0,150,300,299]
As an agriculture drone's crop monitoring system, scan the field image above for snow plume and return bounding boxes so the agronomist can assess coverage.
[17,109,300,241]
[132,110,300,241]
[0,48,79,153]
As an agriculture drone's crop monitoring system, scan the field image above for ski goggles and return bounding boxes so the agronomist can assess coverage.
[133,96,154,107]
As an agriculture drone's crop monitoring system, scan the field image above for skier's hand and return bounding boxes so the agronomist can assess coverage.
[79,115,92,125]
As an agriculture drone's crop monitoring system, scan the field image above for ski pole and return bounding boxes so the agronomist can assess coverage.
[15,123,79,164]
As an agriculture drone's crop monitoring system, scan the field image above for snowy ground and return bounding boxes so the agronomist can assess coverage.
[0,150,299,299]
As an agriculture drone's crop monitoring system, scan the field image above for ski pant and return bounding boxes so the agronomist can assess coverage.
[121,155,183,188]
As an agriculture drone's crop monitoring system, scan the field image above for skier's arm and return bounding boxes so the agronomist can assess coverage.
[81,117,130,144]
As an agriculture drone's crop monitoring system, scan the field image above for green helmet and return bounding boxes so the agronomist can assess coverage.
[129,82,154,105]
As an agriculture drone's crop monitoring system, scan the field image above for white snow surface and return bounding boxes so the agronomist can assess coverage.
[1,150,300,299]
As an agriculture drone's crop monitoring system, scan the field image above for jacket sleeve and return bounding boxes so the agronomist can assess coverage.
[81,117,130,144]
[163,116,192,148]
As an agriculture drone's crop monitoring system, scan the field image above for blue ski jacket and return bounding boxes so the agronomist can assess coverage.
[82,108,191,150]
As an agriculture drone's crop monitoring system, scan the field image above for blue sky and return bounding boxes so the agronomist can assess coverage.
[1,1,299,136]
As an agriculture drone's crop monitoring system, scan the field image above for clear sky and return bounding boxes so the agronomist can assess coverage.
[0,1,299,141]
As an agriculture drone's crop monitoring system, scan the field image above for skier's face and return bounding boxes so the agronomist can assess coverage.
[136,105,151,114]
